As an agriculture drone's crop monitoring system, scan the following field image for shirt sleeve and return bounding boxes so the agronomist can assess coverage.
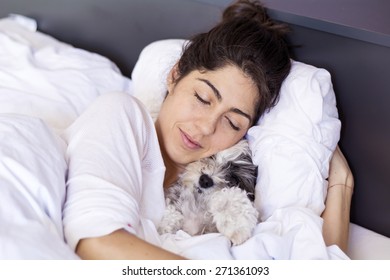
[62,92,165,251]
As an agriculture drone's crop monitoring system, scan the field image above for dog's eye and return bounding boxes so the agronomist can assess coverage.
[225,171,240,187]
[247,193,255,202]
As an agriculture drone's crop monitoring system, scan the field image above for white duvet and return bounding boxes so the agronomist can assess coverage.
[0,16,347,259]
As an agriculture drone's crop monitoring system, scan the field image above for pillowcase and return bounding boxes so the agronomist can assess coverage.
[131,39,341,221]
[132,39,186,121]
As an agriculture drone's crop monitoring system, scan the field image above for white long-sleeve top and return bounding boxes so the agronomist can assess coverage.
[62,92,166,250]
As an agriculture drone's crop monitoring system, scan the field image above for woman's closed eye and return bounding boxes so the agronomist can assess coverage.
[225,116,240,131]
[194,92,210,105]
[195,92,242,131]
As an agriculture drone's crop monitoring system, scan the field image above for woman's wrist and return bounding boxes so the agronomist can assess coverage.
[328,183,354,193]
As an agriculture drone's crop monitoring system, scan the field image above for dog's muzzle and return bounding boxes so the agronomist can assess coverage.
[199,174,214,189]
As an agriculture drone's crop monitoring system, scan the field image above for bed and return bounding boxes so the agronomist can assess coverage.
[0,0,389,260]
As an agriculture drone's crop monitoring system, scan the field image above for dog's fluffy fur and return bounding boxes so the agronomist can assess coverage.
[158,139,259,245]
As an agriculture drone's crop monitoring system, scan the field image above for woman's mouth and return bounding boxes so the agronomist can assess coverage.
[180,129,202,150]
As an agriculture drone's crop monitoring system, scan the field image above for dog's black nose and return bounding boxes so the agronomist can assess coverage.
[199,174,214,188]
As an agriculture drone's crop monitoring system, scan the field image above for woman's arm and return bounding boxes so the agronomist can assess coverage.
[321,145,354,253]
[76,229,185,260]
[63,93,172,259]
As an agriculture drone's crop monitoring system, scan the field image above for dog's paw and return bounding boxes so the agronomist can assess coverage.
[226,227,253,246]
[209,187,259,245]
[216,207,258,245]
[157,204,184,234]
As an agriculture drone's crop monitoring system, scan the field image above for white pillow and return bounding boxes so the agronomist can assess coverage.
[132,39,186,121]
[131,39,341,221]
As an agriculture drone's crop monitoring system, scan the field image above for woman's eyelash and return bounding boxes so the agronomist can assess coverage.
[194,92,240,131]
[194,93,210,105]
[226,117,240,131]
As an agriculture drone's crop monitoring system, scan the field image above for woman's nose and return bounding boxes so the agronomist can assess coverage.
[196,116,217,136]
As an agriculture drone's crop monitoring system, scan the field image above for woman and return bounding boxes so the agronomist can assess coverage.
[62,0,353,259]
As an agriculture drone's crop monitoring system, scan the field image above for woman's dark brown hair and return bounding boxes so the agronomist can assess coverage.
[176,0,291,125]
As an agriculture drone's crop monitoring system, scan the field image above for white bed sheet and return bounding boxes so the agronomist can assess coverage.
[1,15,389,260]
[348,223,390,260]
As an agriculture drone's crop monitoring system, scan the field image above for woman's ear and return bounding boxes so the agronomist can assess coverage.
[167,63,179,94]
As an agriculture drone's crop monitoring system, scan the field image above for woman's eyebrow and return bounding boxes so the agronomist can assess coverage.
[197,78,221,101]
[230,107,252,124]
[197,78,252,124]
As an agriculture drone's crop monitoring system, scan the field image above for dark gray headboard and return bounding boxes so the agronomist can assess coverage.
[1,0,389,237]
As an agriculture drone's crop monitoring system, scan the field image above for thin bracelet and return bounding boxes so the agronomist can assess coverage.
[328,183,353,192]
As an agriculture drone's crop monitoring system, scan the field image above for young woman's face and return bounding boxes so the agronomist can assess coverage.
[156,64,258,166]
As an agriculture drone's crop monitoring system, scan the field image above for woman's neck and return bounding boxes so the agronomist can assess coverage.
[163,159,182,188]
[155,121,184,188]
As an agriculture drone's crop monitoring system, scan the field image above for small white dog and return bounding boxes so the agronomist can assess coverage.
[158,139,259,245]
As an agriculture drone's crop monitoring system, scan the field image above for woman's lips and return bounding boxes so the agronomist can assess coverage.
[180,129,202,150]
